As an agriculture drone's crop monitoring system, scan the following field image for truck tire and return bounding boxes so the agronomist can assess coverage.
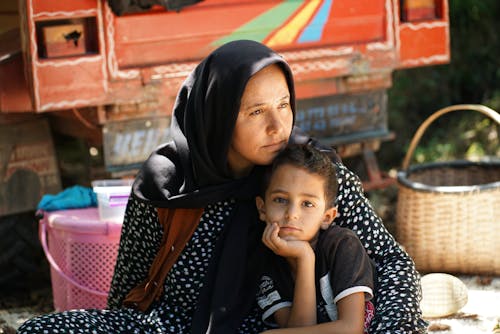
[0,211,49,288]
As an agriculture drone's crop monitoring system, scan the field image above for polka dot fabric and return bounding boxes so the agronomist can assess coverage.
[18,162,426,333]
[19,200,266,333]
[335,163,427,333]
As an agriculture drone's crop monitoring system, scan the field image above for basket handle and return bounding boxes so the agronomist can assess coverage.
[402,104,500,170]
[39,218,109,297]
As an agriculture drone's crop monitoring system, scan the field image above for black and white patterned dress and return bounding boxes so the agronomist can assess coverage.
[17,163,426,333]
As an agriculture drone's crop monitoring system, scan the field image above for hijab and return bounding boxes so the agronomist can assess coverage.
[130,40,296,333]
[132,39,296,207]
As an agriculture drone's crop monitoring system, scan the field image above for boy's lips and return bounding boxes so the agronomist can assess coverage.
[279,226,301,233]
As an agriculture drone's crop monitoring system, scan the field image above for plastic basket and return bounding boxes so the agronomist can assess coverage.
[396,104,500,275]
[39,208,122,311]
[92,179,133,222]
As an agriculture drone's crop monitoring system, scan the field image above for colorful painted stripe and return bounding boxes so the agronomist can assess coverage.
[298,0,333,43]
[213,1,303,46]
[266,0,322,47]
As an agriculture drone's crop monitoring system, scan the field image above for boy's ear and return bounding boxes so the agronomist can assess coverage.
[320,206,337,230]
[255,197,267,221]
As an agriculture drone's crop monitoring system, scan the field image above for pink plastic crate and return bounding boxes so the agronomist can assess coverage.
[39,208,122,311]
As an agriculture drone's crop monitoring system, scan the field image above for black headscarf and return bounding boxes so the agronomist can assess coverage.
[131,40,296,333]
[132,39,296,208]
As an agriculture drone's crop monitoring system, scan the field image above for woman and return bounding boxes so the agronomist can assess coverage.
[18,40,426,333]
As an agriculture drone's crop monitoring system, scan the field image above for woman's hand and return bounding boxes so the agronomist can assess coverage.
[262,223,312,260]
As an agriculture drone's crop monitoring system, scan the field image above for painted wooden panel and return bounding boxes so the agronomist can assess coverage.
[296,89,388,141]
[36,57,106,111]
[113,1,277,67]
[32,0,97,14]
[103,117,172,171]
[0,0,20,37]
[0,54,33,112]
[271,0,385,47]
[0,119,61,215]
[113,0,386,68]
[398,21,449,68]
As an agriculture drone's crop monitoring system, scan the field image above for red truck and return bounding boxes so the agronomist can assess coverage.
[0,0,450,282]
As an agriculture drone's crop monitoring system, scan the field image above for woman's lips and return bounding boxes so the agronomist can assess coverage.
[263,140,285,151]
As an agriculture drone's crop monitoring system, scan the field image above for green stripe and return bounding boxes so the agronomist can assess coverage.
[213,1,303,46]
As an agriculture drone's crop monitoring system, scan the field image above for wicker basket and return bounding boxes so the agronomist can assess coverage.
[396,104,500,275]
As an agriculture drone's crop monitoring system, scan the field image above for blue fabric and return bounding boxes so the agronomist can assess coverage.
[37,185,97,211]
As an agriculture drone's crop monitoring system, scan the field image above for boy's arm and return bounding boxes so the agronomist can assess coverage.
[263,292,366,334]
[300,130,427,332]
[273,247,316,327]
[262,223,317,327]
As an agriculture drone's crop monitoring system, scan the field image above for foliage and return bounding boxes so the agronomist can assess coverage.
[380,0,500,170]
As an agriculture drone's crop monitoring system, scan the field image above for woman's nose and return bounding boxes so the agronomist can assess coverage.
[266,110,285,135]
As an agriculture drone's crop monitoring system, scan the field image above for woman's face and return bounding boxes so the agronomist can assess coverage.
[228,64,293,177]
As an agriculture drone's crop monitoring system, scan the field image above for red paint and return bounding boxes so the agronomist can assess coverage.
[1,0,450,112]
[399,22,449,67]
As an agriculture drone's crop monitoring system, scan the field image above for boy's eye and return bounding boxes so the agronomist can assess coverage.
[302,201,314,208]
[273,197,287,204]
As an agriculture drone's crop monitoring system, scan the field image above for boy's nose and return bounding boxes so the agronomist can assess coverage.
[285,205,299,221]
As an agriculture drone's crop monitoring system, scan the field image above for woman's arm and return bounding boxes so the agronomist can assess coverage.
[334,164,427,333]
[107,197,163,309]
[263,293,366,334]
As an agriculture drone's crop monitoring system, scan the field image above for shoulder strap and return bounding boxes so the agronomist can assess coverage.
[123,207,204,311]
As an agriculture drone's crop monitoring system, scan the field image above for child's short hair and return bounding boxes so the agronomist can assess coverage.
[262,144,338,207]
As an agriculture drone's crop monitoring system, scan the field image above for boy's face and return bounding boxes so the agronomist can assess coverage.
[256,164,337,242]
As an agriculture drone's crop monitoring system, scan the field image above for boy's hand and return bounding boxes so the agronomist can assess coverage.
[262,223,313,260]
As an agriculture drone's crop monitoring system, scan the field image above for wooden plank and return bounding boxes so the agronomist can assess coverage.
[0,0,18,12]
[320,0,385,45]
[398,21,449,68]
[36,57,106,111]
[295,89,388,140]
[0,16,19,34]
[113,2,277,67]
[103,117,172,171]
[0,119,61,215]
[0,0,19,33]
[113,0,386,68]
[32,0,97,14]
[0,52,33,112]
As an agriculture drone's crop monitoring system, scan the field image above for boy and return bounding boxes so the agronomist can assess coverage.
[256,144,375,334]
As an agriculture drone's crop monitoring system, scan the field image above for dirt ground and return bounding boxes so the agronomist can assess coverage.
[0,186,498,333]
[0,276,53,333]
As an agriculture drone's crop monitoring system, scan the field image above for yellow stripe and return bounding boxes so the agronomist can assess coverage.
[267,0,322,47]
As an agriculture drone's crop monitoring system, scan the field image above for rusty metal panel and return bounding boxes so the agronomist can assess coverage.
[0,118,61,216]
[295,89,389,145]
[102,117,172,172]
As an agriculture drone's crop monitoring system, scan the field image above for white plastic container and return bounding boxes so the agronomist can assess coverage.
[91,179,133,222]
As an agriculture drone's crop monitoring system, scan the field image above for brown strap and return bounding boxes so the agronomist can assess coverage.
[123,207,204,311]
